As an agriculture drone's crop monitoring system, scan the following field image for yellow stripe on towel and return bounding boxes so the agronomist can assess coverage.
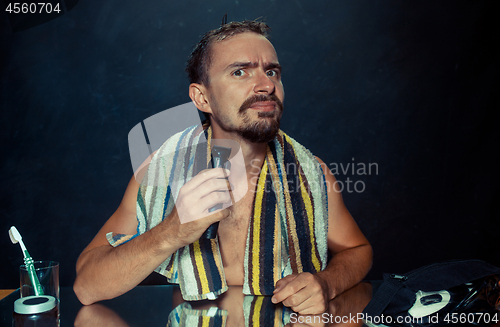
[211,238,226,289]
[252,296,265,327]
[252,161,268,293]
[201,315,211,327]
[273,203,281,285]
[193,240,210,294]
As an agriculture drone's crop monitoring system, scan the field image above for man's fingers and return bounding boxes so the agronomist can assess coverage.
[281,285,313,311]
[182,168,230,193]
[197,189,232,212]
[272,274,304,303]
[204,207,230,224]
[272,273,327,314]
[177,168,231,209]
[273,274,297,294]
[283,287,320,314]
[176,190,231,224]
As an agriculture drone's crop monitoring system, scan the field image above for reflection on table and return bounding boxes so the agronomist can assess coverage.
[74,282,372,327]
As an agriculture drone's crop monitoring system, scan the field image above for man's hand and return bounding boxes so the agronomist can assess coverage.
[272,273,330,315]
[167,167,232,247]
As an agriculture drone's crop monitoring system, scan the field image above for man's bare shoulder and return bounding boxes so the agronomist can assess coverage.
[80,176,140,255]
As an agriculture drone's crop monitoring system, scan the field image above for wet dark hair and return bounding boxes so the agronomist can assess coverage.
[186,20,271,86]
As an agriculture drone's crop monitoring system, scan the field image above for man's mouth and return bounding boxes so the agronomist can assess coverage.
[249,101,276,112]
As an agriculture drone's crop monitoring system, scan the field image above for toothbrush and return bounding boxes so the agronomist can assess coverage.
[9,226,44,296]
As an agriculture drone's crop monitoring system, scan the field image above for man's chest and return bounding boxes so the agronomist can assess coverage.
[216,190,255,284]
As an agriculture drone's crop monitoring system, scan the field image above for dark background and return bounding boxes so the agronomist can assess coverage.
[1,0,498,289]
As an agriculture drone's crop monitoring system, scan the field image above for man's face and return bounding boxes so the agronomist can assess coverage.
[204,32,285,143]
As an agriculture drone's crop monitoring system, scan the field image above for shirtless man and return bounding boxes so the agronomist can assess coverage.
[73,20,372,315]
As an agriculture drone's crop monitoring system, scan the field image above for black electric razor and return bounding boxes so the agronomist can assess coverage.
[202,146,232,239]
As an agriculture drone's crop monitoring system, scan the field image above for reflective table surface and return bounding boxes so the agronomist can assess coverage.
[0,282,375,326]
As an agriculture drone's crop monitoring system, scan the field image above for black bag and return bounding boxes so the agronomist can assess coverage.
[363,259,500,326]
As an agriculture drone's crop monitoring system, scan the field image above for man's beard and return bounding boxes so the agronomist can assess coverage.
[212,94,284,143]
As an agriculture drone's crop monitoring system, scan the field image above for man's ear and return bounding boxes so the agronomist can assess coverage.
[189,83,212,114]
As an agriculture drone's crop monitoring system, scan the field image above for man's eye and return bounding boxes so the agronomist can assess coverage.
[267,70,279,77]
[233,69,245,77]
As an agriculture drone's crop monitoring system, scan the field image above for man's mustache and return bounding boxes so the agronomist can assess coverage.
[238,94,284,114]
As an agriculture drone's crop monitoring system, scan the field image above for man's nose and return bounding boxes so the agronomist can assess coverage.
[253,71,275,94]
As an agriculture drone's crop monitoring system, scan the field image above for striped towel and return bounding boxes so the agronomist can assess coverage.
[107,125,329,301]
[166,295,293,326]
[167,302,228,327]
